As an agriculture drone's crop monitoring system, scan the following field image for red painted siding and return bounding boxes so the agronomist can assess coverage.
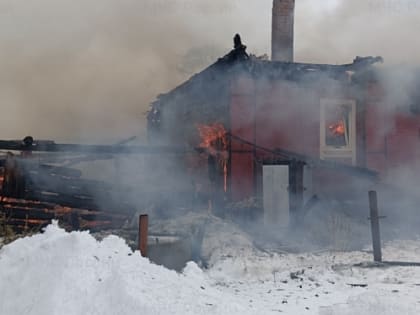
[387,114,420,170]
[229,74,365,200]
[365,101,390,175]
[229,75,255,201]
[229,75,420,201]
[365,82,420,179]
[255,80,321,157]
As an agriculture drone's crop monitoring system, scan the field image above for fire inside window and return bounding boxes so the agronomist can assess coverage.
[325,104,351,147]
[320,99,356,165]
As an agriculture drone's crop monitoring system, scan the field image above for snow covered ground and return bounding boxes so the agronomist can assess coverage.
[1,222,420,315]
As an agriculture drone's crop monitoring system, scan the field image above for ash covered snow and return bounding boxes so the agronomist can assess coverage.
[1,222,420,315]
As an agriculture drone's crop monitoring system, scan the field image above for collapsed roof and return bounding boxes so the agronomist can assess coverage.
[148,35,383,128]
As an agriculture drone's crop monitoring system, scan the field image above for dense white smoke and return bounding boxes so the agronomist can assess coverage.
[295,0,420,64]
[0,0,418,142]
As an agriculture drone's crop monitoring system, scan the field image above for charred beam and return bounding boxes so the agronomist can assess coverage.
[35,164,83,178]
[25,190,100,211]
[0,139,190,155]
[25,190,132,213]
[2,207,58,220]
[25,171,111,189]
[25,175,112,197]
[0,198,59,210]
[4,218,50,228]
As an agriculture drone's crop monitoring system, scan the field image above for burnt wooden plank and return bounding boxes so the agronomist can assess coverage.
[0,140,189,155]
[2,208,57,220]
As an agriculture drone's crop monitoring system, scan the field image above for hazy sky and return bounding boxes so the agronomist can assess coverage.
[0,0,419,142]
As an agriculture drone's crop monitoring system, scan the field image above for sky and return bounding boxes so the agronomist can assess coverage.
[0,0,419,142]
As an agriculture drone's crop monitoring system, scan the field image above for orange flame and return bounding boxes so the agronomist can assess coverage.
[329,120,345,136]
[196,123,228,192]
[197,123,228,150]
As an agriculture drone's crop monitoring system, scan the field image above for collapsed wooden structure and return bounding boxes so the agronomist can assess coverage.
[0,152,123,233]
[0,138,189,233]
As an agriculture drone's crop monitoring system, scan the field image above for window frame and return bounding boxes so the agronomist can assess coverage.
[320,98,357,165]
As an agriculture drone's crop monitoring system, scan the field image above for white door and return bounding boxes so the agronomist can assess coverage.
[263,165,289,227]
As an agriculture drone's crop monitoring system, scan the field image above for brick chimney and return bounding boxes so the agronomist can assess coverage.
[272,0,295,62]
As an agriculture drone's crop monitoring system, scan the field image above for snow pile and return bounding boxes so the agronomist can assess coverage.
[0,222,249,315]
[2,222,420,314]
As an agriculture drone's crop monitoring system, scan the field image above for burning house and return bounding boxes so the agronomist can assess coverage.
[148,0,420,226]
[1,0,419,237]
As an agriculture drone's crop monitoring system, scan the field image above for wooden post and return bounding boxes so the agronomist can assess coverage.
[289,160,304,227]
[368,191,382,262]
[71,211,80,231]
[138,214,148,257]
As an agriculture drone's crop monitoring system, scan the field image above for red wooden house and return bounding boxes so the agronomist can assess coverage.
[147,1,420,224]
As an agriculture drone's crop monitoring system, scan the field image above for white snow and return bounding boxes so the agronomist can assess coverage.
[1,222,420,315]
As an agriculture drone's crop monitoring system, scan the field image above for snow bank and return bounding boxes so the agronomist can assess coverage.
[0,222,249,315]
[2,222,420,315]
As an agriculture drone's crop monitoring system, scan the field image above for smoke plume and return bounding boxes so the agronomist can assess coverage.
[0,0,418,142]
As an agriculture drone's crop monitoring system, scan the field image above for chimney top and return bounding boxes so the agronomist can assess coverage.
[272,0,295,62]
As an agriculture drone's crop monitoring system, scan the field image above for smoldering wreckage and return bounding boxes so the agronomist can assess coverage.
[1,0,420,270]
